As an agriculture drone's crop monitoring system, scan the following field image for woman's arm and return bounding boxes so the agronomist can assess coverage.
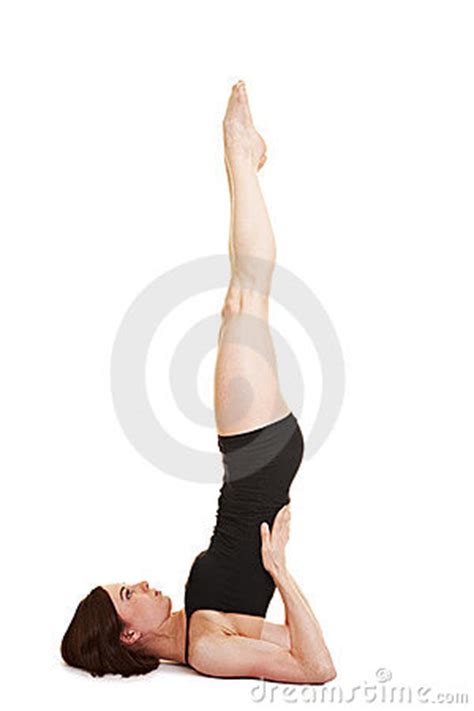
[190,504,336,684]
[272,566,335,679]
[224,612,291,649]
[190,631,332,684]
[260,504,336,680]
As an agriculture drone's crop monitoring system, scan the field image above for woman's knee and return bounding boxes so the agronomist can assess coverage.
[221,287,269,321]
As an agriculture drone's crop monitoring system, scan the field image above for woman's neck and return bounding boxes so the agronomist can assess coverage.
[144,608,187,664]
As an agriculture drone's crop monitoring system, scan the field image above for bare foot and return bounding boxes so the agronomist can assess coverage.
[223,80,267,172]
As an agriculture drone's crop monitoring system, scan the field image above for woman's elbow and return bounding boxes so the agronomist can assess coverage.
[304,662,337,685]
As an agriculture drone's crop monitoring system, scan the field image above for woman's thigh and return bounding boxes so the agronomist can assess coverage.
[214,288,290,436]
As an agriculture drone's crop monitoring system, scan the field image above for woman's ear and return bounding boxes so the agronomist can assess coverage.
[120,628,142,647]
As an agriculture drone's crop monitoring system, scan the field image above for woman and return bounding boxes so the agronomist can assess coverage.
[61,80,336,685]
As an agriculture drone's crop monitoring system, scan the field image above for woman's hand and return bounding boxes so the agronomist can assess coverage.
[260,503,291,579]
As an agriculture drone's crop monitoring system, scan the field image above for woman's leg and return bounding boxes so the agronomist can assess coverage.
[214,81,290,436]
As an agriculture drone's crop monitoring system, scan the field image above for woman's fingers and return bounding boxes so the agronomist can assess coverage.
[273,504,291,533]
[260,521,277,574]
[272,509,291,554]
[278,503,291,520]
[261,506,291,549]
[260,521,272,548]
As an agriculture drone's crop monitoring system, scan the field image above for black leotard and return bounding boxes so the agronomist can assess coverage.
[183,411,304,664]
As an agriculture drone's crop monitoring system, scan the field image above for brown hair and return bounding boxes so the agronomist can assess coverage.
[61,586,160,677]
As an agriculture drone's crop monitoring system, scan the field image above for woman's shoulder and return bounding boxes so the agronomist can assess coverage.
[188,609,290,664]
[188,609,290,666]
[187,609,240,665]
[186,610,293,679]
[188,609,239,640]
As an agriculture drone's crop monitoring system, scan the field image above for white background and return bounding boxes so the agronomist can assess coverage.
[1,0,473,709]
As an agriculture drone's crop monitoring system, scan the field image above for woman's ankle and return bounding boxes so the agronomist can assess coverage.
[225,152,258,177]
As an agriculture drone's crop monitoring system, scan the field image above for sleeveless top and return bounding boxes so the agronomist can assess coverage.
[183,411,304,666]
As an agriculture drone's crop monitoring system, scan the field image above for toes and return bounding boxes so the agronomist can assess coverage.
[233,80,247,98]
[235,85,246,102]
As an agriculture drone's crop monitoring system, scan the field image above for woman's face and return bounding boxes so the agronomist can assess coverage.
[103,580,172,645]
